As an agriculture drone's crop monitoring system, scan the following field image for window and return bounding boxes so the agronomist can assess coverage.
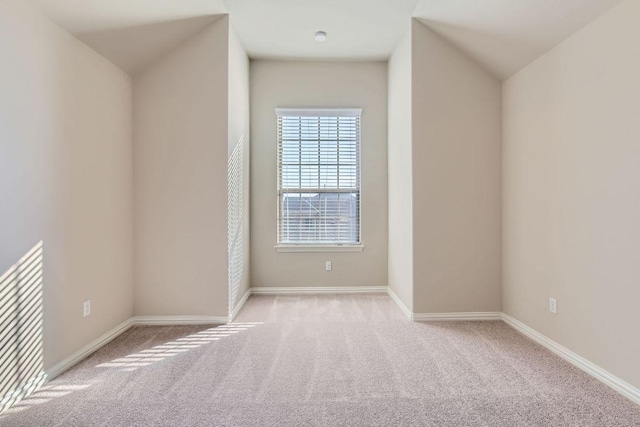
[276,108,362,250]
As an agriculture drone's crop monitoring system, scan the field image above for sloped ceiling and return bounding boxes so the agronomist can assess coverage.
[29,0,625,79]
[28,0,227,74]
[29,0,227,33]
[77,16,223,74]
[413,0,624,80]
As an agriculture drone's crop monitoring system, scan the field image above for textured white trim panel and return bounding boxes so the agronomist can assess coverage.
[46,318,134,381]
[250,286,387,295]
[502,314,640,405]
[131,316,228,326]
[386,287,413,320]
[413,312,503,321]
[229,289,251,322]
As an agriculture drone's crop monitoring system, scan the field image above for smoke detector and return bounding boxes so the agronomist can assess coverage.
[315,31,327,42]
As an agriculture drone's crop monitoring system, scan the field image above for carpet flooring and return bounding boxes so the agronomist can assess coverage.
[1,294,639,426]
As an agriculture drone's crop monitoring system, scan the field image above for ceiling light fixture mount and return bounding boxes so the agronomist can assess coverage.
[314,31,327,42]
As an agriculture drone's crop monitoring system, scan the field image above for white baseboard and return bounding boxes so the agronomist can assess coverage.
[131,315,228,326]
[414,312,503,321]
[386,287,413,320]
[386,290,640,404]
[41,315,226,389]
[46,317,133,381]
[34,291,640,409]
[0,372,47,413]
[386,288,501,322]
[502,313,640,405]
[229,289,251,322]
[250,286,388,295]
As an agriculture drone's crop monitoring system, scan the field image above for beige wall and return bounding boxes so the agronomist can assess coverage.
[228,22,251,310]
[250,60,388,287]
[503,0,640,388]
[0,0,133,369]
[411,20,502,313]
[133,17,229,317]
[387,28,414,310]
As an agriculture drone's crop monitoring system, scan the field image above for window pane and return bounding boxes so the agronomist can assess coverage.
[319,140,338,163]
[319,165,337,188]
[339,165,357,189]
[281,165,300,188]
[279,192,359,244]
[300,165,319,188]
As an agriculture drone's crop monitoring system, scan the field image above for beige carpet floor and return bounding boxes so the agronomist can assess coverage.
[1,294,639,426]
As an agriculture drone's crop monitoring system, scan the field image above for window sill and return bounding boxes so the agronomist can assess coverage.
[275,245,365,253]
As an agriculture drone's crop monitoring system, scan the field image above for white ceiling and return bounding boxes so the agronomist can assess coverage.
[29,0,227,33]
[28,0,624,79]
[225,0,419,61]
[413,0,624,80]
[28,0,227,74]
[76,16,222,74]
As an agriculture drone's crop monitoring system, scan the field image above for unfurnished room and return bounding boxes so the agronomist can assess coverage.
[1,0,639,425]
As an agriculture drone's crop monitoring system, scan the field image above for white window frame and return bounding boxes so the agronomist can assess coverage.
[275,108,364,253]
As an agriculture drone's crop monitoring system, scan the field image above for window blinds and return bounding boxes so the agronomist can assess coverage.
[276,108,362,245]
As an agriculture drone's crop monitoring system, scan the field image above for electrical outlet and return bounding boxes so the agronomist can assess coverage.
[325,261,332,271]
[549,297,557,314]
[83,300,91,318]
